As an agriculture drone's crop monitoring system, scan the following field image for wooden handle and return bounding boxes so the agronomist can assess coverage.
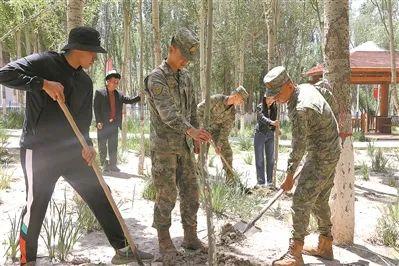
[209,139,235,174]
[57,100,144,266]
[243,165,302,234]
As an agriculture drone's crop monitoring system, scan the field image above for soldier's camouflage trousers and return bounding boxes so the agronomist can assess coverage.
[208,130,234,182]
[151,149,199,230]
[291,158,339,241]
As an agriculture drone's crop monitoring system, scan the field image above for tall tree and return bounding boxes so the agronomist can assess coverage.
[264,0,280,187]
[199,0,216,264]
[387,0,398,114]
[121,0,132,150]
[152,0,161,66]
[0,41,5,115]
[324,0,355,244]
[138,0,145,175]
[67,0,85,33]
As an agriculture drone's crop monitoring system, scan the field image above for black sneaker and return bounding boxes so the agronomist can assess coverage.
[111,247,154,264]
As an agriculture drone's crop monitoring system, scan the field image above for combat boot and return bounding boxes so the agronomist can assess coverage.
[157,229,178,255]
[181,226,208,252]
[303,234,334,260]
[273,239,304,266]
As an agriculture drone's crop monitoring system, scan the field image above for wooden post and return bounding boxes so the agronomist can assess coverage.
[379,82,389,117]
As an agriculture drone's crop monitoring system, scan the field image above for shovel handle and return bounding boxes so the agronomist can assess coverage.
[209,139,235,174]
[57,100,144,266]
[243,166,302,234]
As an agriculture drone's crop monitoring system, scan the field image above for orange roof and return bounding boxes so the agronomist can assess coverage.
[306,50,399,76]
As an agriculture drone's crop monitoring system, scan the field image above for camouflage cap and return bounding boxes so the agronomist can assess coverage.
[233,85,249,100]
[263,66,291,96]
[172,28,199,61]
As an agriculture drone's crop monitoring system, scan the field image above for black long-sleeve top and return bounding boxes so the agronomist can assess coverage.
[255,102,277,134]
[0,51,93,149]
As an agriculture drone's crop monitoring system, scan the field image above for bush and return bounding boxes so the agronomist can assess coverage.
[360,162,369,181]
[142,179,156,201]
[0,165,13,190]
[377,202,399,250]
[4,212,22,262]
[0,126,11,164]
[0,111,24,129]
[244,152,253,165]
[73,195,101,233]
[372,148,389,173]
[353,131,366,142]
[236,135,252,151]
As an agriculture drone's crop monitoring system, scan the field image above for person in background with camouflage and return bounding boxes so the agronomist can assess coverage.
[144,28,211,260]
[197,86,249,183]
[263,66,340,266]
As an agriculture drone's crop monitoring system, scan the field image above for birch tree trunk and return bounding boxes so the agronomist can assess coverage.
[238,37,245,134]
[199,0,216,264]
[324,0,355,245]
[138,0,145,175]
[387,0,399,113]
[121,0,132,150]
[264,0,279,187]
[152,0,162,67]
[16,30,24,108]
[67,0,85,33]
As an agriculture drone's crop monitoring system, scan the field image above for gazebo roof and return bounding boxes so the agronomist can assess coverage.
[306,42,399,83]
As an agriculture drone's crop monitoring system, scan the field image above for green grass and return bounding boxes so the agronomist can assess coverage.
[142,179,156,201]
[377,202,399,251]
[0,165,13,190]
[4,212,21,262]
[243,152,253,165]
[236,135,252,151]
[360,162,369,181]
[0,111,24,129]
[73,195,101,233]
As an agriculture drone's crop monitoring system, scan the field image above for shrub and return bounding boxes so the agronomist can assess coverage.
[0,165,13,190]
[142,179,156,201]
[236,135,252,151]
[244,152,253,165]
[0,111,25,129]
[360,162,369,181]
[353,131,366,142]
[73,195,101,233]
[377,202,399,250]
[4,212,22,262]
[372,148,389,173]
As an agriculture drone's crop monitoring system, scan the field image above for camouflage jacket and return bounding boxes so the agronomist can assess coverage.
[197,94,235,144]
[286,83,340,176]
[144,60,198,154]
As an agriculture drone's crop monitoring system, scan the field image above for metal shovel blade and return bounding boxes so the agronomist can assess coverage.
[233,220,262,237]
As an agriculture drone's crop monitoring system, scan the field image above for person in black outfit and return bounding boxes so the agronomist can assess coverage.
[0,26,153,265]
[94,70,140,172]
[254,93,279,187]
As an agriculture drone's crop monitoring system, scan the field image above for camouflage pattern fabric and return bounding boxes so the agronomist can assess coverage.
[151,149,199,229]
[145,59,200,230]
[144,60,198,154]
[287,84,341,241]
[197,94,235,180]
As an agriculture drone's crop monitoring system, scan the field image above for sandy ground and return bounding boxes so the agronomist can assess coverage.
[1,133,399,265]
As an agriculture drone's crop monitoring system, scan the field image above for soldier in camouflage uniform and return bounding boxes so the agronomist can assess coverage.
[197,86,249,183]
[263,66,341,266]
[144,28,211,259]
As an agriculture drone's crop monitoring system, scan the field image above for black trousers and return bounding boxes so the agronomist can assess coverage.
[19,146,126,264]
[97,123,119,166]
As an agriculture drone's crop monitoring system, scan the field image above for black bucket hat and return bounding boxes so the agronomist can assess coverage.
[62,26,107,53]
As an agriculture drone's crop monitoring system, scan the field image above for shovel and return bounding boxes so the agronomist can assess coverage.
[57,100,144,266]
[233,166,302,236]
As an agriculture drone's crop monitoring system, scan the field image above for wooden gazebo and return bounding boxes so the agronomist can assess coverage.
[306,42,399,134]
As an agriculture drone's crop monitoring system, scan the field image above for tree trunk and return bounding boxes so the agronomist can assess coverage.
[238,37,245,133]
[67,0,85,33]
[387,0,399,114]
[152,0,162,67]
[264,0,279,187]
[324,0,355,245]
[138,0,145,175]
[199,0,216,264]
[0,42,6,115]
[121,0,132,151]
[16,30,24,108]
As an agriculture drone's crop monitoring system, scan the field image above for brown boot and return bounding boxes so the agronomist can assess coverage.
[303,235,334,260]
[157,229,177,255]
[273,239,304,266]
[181,226,208,252]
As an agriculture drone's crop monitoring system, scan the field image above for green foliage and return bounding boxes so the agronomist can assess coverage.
[360,162,370,181]
[125,135,150,157]
[4,212,21,262]
[40,191,83,261]
[0,111,24,129]
[142,178,156,201]
[353,131,366,142]
[0,164,13,190]
[372,148,389,173]
[73,195,101,233]
[243,152,253,165]
[280,119,292,140]
[204,172,263,219]
[236,135,252,151]
[377,202,399,250]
